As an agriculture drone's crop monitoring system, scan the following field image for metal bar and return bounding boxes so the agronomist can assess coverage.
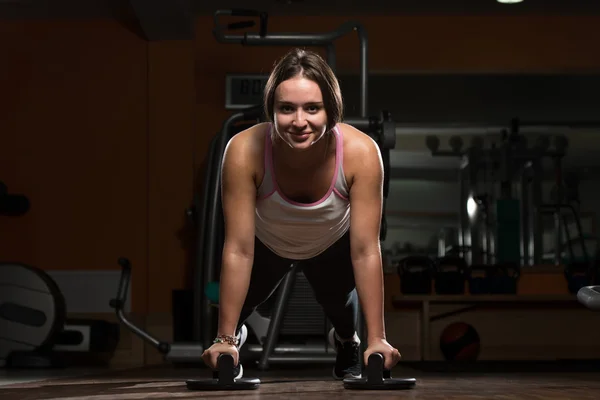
[213,11,368,117]
[259,355,336,364]
[520,165,531,266]
[327,43,336,73]
[246,344,336,355]
[193,135,217,343]
[358,27,368,117]
[166,344,204,362]
[562,214,576,262]
[343,117,370,131]
[532,161,544,265]
[114,308,168,354]
[257,264,298,371]
[458,166,469,261]
[394,123,600,136]
[110,259,170,354]
[538,203,591,265]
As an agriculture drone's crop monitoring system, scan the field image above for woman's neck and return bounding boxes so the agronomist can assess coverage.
[273,132,333,171]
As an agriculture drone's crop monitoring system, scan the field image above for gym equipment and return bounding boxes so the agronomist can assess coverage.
[191,9,398,370]
[577,286,600,311]
[538,203,592,265]
[467,264,491,294]
[426,118,556,265]
[213,9,368,117]
[439,322,481,361]
[204,281,220,303]
[488,262,520,294]
[426,117,596,272]
[343,353,416,390]
[466,263,520,294]
[1,262,119,369]
[0,262,66,368]
[110,256,273,364]
[434,256,467,295]
[541,203,598,293]
[109,257,206,362]
[565,262,596,295]
[186,354,260,391]
[397,256,434,294]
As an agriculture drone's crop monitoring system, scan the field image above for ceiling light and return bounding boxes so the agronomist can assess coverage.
[497,0,524,3]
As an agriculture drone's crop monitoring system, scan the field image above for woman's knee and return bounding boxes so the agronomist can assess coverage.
[313,286,357,309]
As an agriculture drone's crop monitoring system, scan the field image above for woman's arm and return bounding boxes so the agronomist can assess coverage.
[345,125,401,370]
[347,133,386,344]
[217,130,259,338]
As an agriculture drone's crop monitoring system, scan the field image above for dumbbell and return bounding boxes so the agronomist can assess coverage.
[186,354,260,391]
[343,353,416,390]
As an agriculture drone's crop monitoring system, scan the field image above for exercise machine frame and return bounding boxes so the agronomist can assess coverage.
[425,119,593,268]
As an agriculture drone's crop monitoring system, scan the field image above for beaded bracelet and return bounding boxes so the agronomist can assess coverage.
[213,334,238,347]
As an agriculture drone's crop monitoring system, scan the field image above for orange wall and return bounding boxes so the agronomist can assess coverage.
[0,20,150,312]
[1,14,599,315]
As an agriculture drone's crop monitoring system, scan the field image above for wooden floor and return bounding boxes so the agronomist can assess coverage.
[2,363,600,399]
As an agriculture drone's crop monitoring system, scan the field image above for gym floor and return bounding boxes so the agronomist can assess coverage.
[2,362,600,399]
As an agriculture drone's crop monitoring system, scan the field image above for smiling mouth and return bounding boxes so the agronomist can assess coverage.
[288,132,311,142]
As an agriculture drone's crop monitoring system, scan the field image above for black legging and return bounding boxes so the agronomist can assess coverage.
[237,230,358,339]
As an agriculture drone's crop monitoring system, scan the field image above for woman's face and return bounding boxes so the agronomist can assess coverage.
[273,75,328,151]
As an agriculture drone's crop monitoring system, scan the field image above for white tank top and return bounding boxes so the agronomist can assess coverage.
[255,123,351,260]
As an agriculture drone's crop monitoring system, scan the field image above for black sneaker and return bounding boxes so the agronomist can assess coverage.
[213,324,247,380]
[328,328,362,380]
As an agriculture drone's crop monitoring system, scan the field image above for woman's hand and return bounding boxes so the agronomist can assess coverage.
[201,342,240,369]
[364,339,401,370]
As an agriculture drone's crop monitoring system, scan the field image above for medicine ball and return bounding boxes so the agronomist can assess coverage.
[439,322,480,361]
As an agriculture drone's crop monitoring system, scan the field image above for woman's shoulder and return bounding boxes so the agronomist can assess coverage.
[337,122,381,160]
[227,122,269,152]
[230,121,270,143]
[224,122,270,168]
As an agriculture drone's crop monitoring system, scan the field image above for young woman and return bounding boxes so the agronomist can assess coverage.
[201,48,401,380]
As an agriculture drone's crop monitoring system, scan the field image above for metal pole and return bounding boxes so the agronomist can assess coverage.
[553,158,563,266]
[327,43,336,73]
[469,158,482,265]
[458,164,468,262]
[213,11,368,117]
[520,164,531,266]
[357,25,368,117]
[532,160,544,265]
[343,118,371,132]
[192,135,217,343]
[257,263,298,371]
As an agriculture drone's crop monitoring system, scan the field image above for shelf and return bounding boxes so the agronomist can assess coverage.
[392,294,577,304]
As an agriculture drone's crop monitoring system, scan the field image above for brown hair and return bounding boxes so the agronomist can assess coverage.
[263,48,343,132]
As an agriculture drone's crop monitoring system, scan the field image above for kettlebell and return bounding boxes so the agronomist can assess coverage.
[467,264,491,294]
[564,262,593,294]
[397,256,434,294]
[434,256,467,295]
[489,262,520,294]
